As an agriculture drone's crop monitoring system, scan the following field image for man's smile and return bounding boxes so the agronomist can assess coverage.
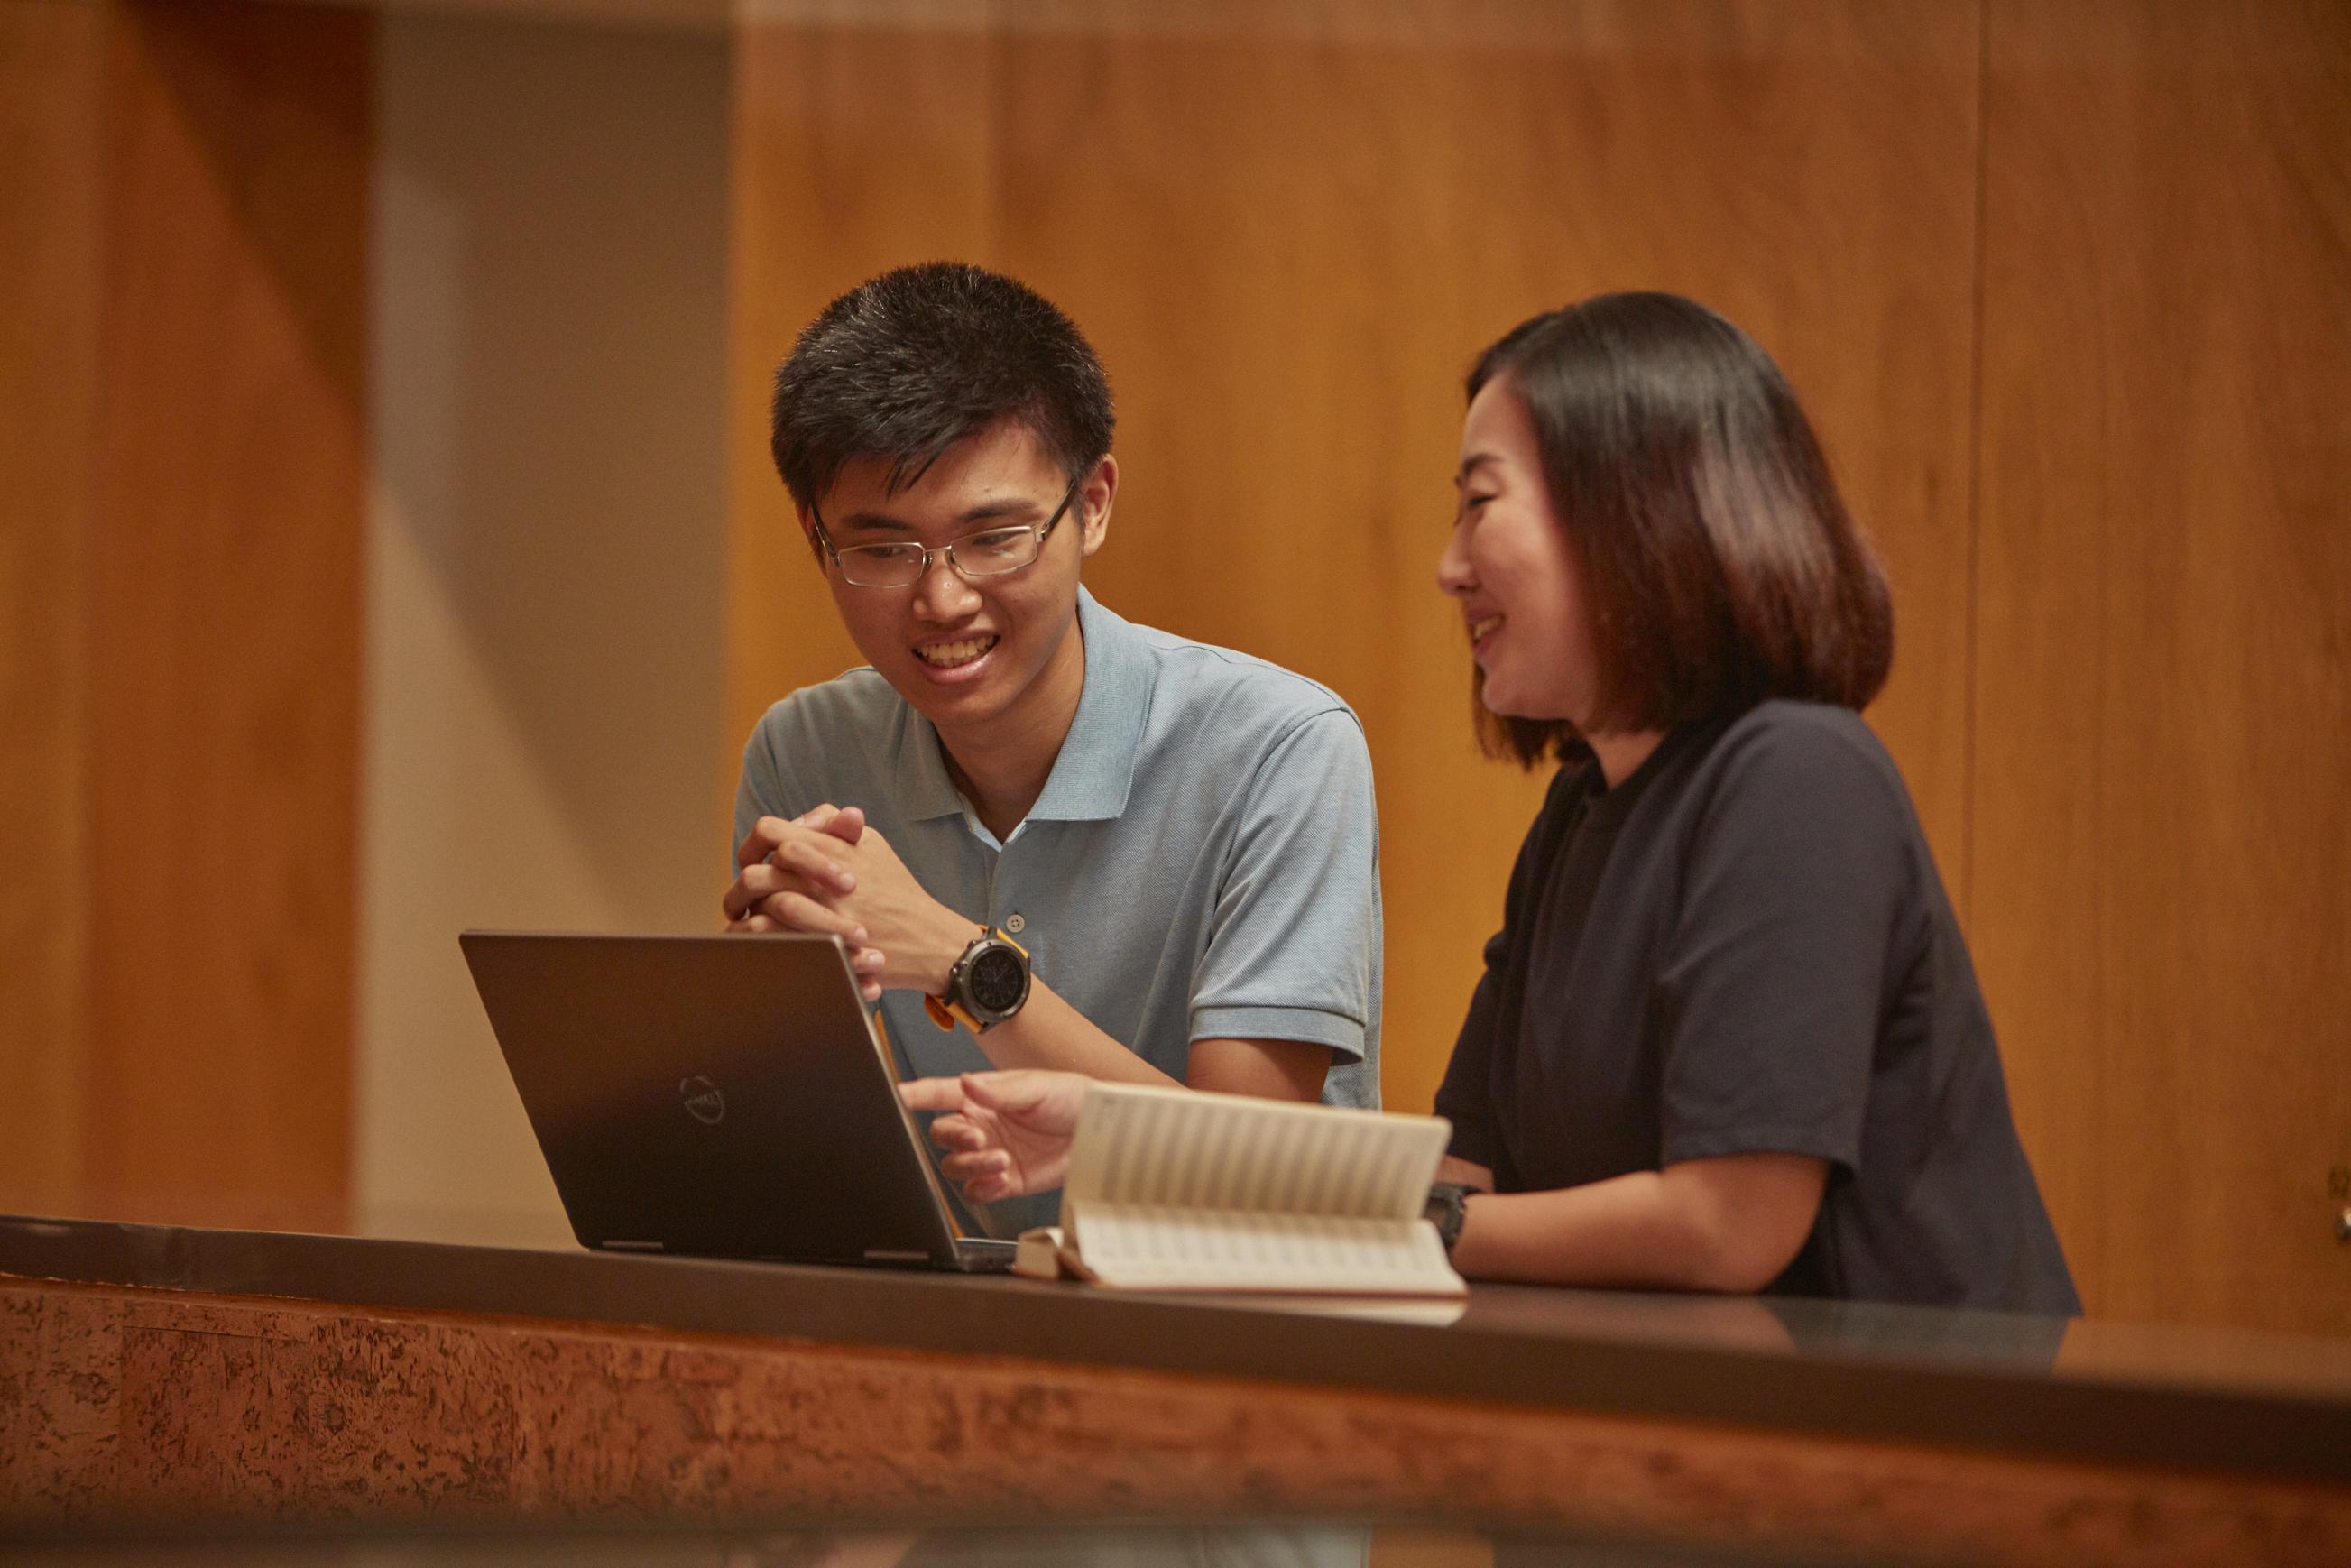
[916,633,1000,669]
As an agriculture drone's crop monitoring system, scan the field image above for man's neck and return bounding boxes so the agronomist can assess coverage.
[937,617,1087,843]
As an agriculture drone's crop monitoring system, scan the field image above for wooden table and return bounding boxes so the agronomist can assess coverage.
[4,1214,2346,1564]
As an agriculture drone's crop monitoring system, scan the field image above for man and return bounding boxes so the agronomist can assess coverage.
[723,262,1381,1234]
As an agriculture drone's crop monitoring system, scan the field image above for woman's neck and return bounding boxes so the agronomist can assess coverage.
[1590,729,1667,790]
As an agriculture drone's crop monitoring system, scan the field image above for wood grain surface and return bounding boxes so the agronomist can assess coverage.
[1970,0,2351,1334]
[0,0,102,1208]
[78,0,372,1226]
[6,1277,2347,1566]
[724,1,1985,1120]
[725,0,2351,1336]
[723,22,1000,820]
[5,0,2344,1339]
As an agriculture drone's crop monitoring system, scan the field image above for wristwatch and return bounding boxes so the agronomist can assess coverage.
[1424,1181,1475,1253]
[925,926,1032,1035]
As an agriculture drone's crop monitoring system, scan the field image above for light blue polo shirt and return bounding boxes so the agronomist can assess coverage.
[735,588,1382,1233]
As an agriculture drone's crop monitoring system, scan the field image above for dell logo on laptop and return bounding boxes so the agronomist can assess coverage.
[678,1075,725,1125]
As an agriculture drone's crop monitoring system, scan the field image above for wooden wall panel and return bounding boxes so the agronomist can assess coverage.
[1972,0,2351,1333]
[723,23,1000,805]
[0,0,102,1209]
[79,0,372,1226]
[727,3,1984,1115]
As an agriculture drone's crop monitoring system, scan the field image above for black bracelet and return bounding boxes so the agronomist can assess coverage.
[1424,1181,1475,1252]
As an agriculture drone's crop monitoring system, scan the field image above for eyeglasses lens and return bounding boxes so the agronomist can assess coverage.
[837,526,1040,587]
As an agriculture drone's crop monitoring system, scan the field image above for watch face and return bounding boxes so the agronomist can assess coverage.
[965,945,1028,1015]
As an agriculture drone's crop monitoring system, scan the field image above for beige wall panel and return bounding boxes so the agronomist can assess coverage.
[1972,0,2351,1333]
[729,3,1982,1114]
[0,0,101,1208]
[361,11,731,1246]
[82,0,371,1224]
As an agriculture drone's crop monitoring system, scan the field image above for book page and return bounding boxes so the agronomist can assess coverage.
[1065,1201,1465,1296]
[1062,1082,1449,1222]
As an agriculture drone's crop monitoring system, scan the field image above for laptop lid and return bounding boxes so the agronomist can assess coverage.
[459,930,975,1267]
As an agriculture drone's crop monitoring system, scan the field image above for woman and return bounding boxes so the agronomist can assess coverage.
[906,293,2078,1312]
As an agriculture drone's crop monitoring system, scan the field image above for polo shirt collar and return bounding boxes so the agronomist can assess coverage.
[1029,588,1150,821]
[890,586,1152,825]
[890,710,965,822]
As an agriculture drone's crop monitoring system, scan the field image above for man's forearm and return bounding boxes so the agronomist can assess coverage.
[964,975,1183,1086]
[959,982,1327,1103]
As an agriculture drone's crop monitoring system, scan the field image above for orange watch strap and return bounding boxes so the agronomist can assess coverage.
[929,924,1023,1034]
[925,992,986,1034]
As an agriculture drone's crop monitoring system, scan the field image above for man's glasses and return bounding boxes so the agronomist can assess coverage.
[811,472,1084,589]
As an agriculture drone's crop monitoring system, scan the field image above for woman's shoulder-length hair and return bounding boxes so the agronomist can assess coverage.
[1468,292,1894,768]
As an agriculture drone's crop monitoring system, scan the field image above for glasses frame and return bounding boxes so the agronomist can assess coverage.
[809,471,1086,589]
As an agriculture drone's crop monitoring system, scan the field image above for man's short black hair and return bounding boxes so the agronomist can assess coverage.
[770,262,1115,508]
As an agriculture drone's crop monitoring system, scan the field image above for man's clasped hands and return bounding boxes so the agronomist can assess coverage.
[723,806,1077,1202]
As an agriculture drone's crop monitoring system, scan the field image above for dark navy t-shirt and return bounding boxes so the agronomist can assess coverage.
[1435,701,2079,1314]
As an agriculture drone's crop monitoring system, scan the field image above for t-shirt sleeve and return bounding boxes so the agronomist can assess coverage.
[1434,931,1510,1173]
[1434,768,1580,1177]
[728,715,794,860]
[1656,713,1919,1173]
[733,698,823,865]
[1186,708,1379,1064]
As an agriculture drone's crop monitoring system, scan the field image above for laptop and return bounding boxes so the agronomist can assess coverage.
[459,930,1015,1271]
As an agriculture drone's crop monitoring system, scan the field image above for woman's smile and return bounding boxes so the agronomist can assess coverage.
[1438,378,1599,726]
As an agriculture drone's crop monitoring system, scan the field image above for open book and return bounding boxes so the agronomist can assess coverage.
[1015,1081,1467,1297]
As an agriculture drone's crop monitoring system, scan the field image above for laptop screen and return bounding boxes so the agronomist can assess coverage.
[461,932,964,1265]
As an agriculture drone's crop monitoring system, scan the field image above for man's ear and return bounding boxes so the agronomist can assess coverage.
[1077,454,1118,558]
[796,503,825,567]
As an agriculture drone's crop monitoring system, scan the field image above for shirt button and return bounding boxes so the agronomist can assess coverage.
[1004,913,1026,934]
